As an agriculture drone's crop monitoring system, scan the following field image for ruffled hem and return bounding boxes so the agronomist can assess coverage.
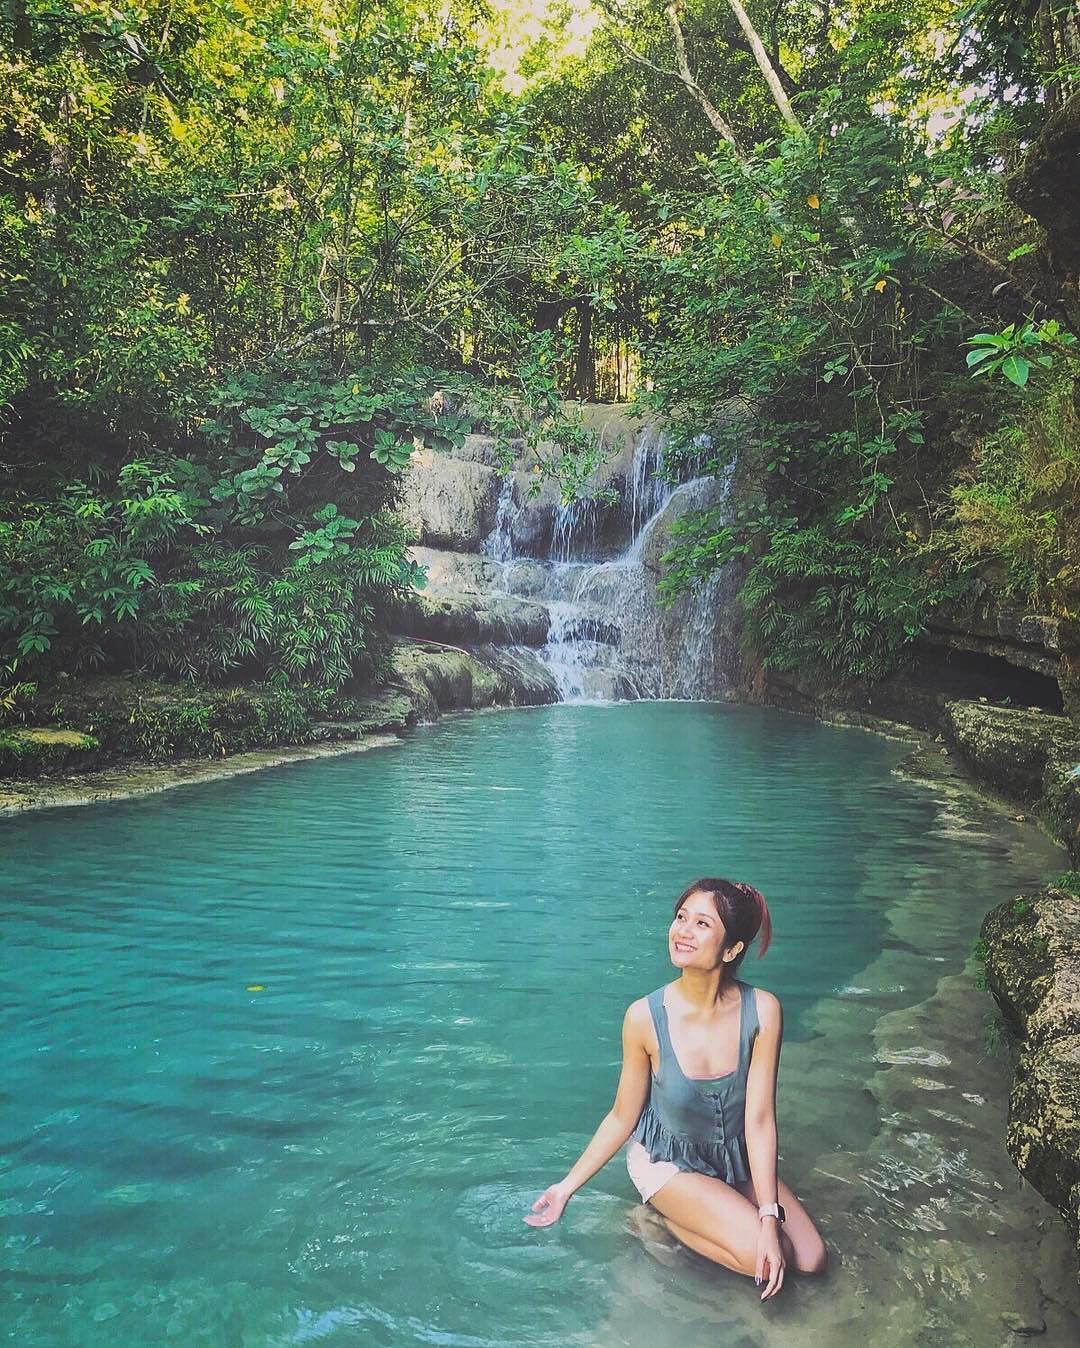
[631,1108,750,1185]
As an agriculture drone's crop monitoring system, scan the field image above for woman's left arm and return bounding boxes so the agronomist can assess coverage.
[744,989,785,1299]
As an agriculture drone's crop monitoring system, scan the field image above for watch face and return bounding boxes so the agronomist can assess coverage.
[777,1204,787,1223]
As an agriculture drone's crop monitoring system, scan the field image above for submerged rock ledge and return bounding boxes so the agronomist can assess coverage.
[760,674,1080,1273]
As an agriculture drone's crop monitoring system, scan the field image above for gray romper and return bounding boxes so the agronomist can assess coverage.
[627,980,760,1200]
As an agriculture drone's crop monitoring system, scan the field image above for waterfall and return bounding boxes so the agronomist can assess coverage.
[485,436,732,702]
[482,474,516,563]
[404,409,741,705]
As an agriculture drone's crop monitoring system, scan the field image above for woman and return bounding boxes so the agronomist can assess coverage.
[524,877,827,1300]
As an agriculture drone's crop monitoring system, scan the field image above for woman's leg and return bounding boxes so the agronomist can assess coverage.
[647,1172,782,1278]
[735,1177,828,1275]
[647,1171,826,1277]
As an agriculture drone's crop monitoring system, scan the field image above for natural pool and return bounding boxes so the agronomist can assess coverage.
[3,702,1078,1347]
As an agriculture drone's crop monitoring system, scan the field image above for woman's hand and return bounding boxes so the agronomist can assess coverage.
[523,1182,571,1227]
[755,1220,786,1300]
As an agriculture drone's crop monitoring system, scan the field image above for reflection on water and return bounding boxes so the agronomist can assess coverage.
[1,703,1077,1346]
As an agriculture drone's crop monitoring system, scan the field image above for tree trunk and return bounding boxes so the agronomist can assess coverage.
[722,0,805,134]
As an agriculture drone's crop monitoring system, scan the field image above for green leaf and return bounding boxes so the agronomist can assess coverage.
[1000,354,1030,387]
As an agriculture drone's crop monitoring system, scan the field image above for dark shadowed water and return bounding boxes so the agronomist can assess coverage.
[2,703,1077,1346]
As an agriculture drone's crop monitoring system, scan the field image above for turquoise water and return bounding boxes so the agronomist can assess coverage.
[2,703,1076,1346]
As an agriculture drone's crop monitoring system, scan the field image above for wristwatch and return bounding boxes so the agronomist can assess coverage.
[758,1202,786,1223]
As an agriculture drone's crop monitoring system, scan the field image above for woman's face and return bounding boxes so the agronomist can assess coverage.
[669,890,742,971]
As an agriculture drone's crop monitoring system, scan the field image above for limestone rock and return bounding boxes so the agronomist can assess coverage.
[924,607,1061,679]
[453,434,504,468]
[982,891,1080,1047]
[410,546,504,594]
[982,888,1080,1264]
[1007,1033,1080,1256]
[392,592,550,647]
[640,475,730,574]
[400,449,500,550]
[944,701,1080,802]
[388,643,557,716]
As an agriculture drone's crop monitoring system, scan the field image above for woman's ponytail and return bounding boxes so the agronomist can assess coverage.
[733,881,771,958]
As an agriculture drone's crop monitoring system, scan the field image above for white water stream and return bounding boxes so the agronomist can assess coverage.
[478,431,732,702]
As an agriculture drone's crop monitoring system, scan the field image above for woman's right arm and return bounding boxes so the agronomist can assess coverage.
[523,999,653,1227]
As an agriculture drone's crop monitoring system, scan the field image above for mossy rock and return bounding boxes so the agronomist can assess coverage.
[391,591,550,647]
[944,700,1080,802]
[983,887,1080,1258]
[391,645,503,714]
[387,642,557,716]
[1007,1034,1080,1252]
[0,727,100,777]
[982,889,1080,1046]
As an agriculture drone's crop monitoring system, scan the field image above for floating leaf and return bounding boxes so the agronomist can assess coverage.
[874,279,887,292]
[806,194,820,209]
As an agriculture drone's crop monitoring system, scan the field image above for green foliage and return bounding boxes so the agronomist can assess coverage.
[1053,871,1080,897]
[0,0,610,696]
[947,376,1080,603]
[965,319,1077,388]
[738,523,968,682]
[2,0,1078,702]
[113,687,314,760]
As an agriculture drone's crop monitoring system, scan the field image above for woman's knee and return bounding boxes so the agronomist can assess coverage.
[792,1231,828,1276]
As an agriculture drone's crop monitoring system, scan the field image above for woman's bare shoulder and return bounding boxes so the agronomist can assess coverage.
[751,985,782,1028]
[622,994,656,1042]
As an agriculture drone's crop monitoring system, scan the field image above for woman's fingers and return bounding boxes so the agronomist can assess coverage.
[760,1255,785,1300]
[523,1189,562,1226]
[754,1247,765,1286]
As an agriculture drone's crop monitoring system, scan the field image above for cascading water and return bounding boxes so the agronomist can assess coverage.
[405,408,742,704]
[491,435,733,701]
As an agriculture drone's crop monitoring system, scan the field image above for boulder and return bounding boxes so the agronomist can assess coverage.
[1007,1033,1080,1261]
[982,891,1080,1047]
[388,643,557,717]
[400,449,501,550]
